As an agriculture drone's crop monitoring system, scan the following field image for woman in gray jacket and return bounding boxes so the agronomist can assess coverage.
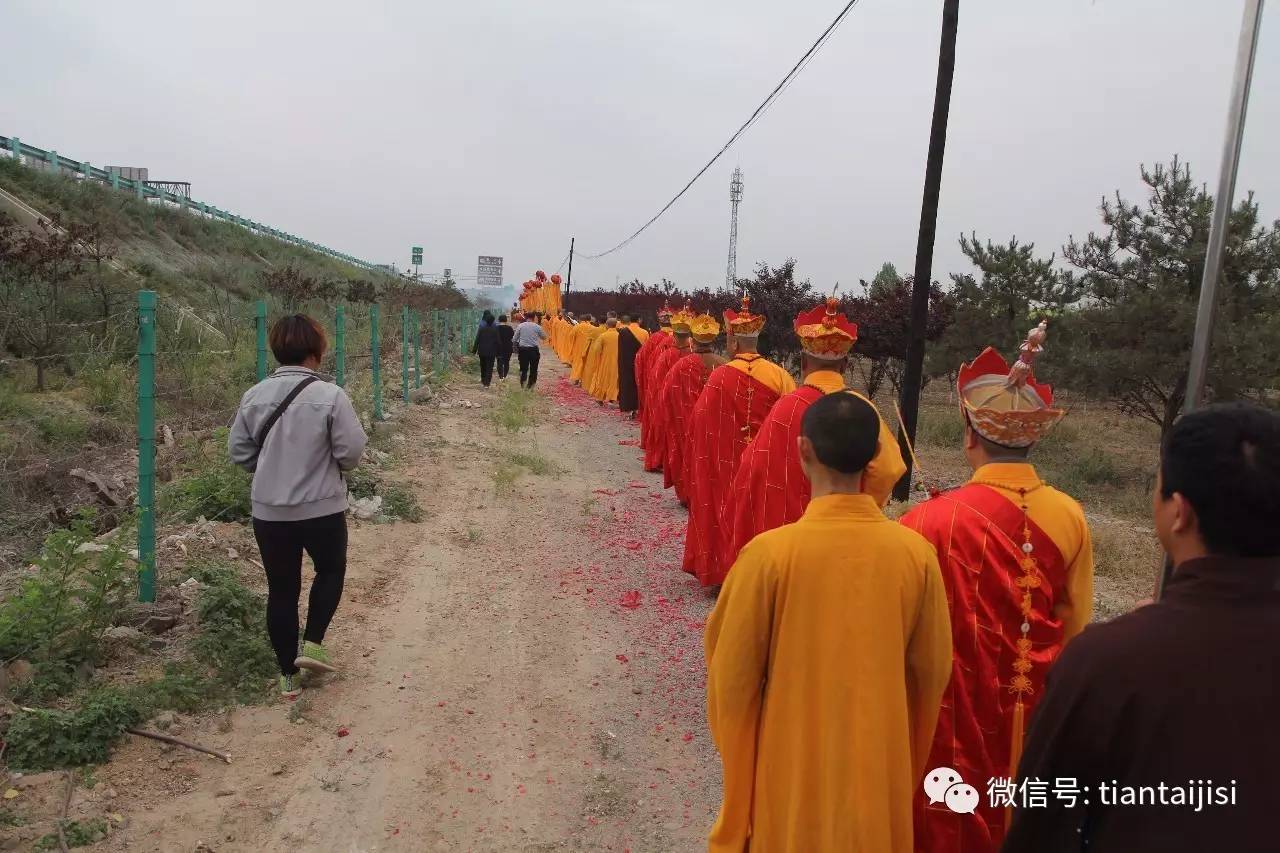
[229,314,368,698]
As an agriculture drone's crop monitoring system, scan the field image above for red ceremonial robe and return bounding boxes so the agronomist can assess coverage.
[635,330,671,412]
[642,345,685,472]
[900,485,1067,853]
[657,353,721,506]
[681,362,784,585]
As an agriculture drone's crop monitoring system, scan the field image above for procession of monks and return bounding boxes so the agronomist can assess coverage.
[533,296,1106,851]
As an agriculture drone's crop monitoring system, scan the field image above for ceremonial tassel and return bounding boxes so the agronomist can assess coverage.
[1006,699,1026,831]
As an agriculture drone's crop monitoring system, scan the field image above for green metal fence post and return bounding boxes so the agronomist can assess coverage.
[255,299,268,381]
[371,305,383,420]
[137,291,158,603]
[413,310,422,388]
[457,309,466,356]
[401,305,410,405]
[335,305,346,387]
[432,310,443,380]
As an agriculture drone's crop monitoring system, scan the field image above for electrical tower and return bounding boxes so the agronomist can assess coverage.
[726,167,743,290]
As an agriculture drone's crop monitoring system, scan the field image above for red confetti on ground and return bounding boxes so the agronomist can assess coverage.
[618,590,643,609]
[336,727,350,738]
[616,654,629,664]
[682,732,694,743]
[619,439,641,446]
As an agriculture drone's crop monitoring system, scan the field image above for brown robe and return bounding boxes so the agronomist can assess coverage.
[1003,555,1280,853]
[617,326,643,413]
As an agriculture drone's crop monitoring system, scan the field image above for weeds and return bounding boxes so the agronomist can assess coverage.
[6,689,145,771]
[915,407,965,448]
[35,817,109,850]
[159,431,252,523]
[380,482,424,522]
[489,388,539,432]
[465,527,483,545]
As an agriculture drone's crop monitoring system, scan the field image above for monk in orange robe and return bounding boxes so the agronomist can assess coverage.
[635,304,675,443]
[586,318,622,404]
[706,391,952,852]
[718,298,906,571]
[641,306,694,472]
[655,312,726,506]
[901,322,1094,853]
[569,316,601,384]
[682,297,796,585]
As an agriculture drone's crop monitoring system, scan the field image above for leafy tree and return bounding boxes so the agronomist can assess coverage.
[930,233,1079,380]
[1061,158,1280,434]
[847,273,953,398]
[738,259,814,366]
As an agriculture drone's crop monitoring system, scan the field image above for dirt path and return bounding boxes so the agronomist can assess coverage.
[87,353,722,852]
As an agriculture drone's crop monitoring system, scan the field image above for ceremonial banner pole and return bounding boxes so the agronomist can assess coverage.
[1157,0,1265,597]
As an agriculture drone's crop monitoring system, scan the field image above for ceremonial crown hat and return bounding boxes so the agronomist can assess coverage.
[656,302,675,323]
[690,313,722,344]
[724,294,765,337]
[534,270,547,283]
[959,320,1066,449]
[794,297,858,359]
[669,304,696,334]
[550,273,562,286]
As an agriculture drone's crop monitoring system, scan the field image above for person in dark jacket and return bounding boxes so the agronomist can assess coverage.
[496,314,515,381]
[1003,401,1280,853]
[472,311,500,387]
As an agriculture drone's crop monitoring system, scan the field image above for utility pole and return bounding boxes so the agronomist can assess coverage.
[1157,0,1264,597]
[726,167,744,290]
[894,0,960,502]
[565,236,575,298]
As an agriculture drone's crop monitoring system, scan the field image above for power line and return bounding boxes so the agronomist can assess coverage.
[578,0,863,260]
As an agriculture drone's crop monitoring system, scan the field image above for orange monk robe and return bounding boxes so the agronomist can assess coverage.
[657,351,725,506]
[706,493,953,853]
[586,327,622,403]
[568,323,600,383]
[551,318,568,361]
[579,327,610,397]
[719,370,906,570]
[901,462,1093,852]
[682,354,796,585]
[641,342,688,471]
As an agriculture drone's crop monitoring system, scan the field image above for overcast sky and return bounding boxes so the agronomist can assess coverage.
[2,0,1276,294]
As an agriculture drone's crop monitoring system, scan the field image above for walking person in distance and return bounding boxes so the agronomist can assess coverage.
[496,313,515,381]
[228,314,368,699]
[513,310,546,388]
[472,310,500,387]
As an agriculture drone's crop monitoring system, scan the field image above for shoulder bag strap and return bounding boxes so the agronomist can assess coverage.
[255,375,321,447]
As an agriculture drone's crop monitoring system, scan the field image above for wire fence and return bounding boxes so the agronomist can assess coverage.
[3,289,483,600]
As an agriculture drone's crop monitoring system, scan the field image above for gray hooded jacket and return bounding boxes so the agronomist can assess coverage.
[228,367,368,521]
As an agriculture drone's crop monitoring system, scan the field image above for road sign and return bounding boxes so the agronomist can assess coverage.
[411,245,423,265]
[477,255,503,288]
[443,268,452,278]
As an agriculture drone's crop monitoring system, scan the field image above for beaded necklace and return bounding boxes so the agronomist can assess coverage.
[732,353,762,442]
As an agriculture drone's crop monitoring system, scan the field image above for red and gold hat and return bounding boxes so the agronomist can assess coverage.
[689,313,721,344]
[669,304,696,335]
[794,297,858,360]
[724,294,765,337]
[958,320,1066,449]
[550,273,562,286]
[656,302,675,324]
[534,270,547,283]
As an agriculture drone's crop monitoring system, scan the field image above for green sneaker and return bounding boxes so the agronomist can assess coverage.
[294,640,337,674]
[279,673,304,699]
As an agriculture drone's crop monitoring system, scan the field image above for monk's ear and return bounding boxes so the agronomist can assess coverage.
[1170,491,1199,538]
[797,435,817,468]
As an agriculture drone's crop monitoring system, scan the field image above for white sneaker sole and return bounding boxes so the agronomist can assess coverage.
[294,656,338,674]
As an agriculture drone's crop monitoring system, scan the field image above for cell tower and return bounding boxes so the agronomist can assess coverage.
[726,167,744,290]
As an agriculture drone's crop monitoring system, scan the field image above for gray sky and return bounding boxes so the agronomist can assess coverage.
[2,0,1276,293]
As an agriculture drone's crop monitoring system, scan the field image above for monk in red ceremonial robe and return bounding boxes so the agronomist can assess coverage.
[634,303,674,432]
[641,306,694,472]
[901,321,1094,853]
[655,312,726,506]
[719,298,905,569]
[682,296,795,585]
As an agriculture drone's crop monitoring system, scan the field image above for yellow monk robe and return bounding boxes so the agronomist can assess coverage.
[587,327,622,403]
[706,493,953,852]
[627,322,650,346]
[725,352,794,394]
[570,323,602,384]
[550,317,564,359]
[558,319,573,362]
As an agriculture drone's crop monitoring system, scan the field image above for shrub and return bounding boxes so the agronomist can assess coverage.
[159,443,252,522]
[6,689,144,771]
[379,482,423,522]
[35,818,109,850]
[915,407,966,448]
[188,562,277,702]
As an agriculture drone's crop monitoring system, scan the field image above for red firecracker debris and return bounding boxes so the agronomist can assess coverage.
[336,727,350,738]
[618,590,642,609]
[616,654,629,664]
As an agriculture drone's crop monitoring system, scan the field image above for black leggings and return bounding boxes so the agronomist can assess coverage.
[479,354,495,386]
[497,352,512,379]
[252,512,348,676]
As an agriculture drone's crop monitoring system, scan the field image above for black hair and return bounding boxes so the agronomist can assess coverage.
[482,310,494,325]
[801,392,880,475]
[621,314,633,323]
[498,314,508,322]
[1160,401,1280,558]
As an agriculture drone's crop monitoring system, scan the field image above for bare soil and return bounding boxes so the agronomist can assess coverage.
[23,355,723,852]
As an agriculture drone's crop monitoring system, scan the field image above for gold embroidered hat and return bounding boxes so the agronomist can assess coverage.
[794,297,858,360]
[689,313,722,344]
[669,304,696,335]
[724,294,765,337]
[958,320,1066,449]
[656,302,675,324]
